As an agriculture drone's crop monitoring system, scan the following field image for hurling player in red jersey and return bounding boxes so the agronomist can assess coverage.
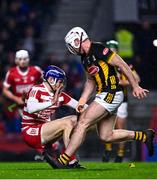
[22,65,85,168]
[2,50,42,133]
[3,50,42,108]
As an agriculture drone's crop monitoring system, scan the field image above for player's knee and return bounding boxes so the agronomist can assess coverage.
[69,115,77,126]
[99,131,113,142]
[65,116,77,129]
[74,122,87,134]
[77,117,90,130]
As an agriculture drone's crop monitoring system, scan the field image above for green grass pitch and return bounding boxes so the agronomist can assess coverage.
[0,162,157,179]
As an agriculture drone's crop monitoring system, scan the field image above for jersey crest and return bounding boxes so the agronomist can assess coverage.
[88,65,99,75]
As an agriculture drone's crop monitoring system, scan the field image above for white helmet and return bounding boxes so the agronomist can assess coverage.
[15,50,29,59]
[65,27,88,54]
[15,50,30,64]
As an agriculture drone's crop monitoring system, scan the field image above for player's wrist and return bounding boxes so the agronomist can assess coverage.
[12,96,19,103]
[132,84,140,90]
[78,98,86,105]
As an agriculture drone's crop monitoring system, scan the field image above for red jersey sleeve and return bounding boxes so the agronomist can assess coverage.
[34,66,43,78]
[60,92,72,105]
[3,70,13,87]
[60,92,78,109]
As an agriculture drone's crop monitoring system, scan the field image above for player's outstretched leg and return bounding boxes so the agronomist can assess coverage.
[141,129,155,156]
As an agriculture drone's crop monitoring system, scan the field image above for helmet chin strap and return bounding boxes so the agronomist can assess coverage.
[67,32,83,56]
[45,79,56,93]
[50,78,57,86]
[78,32,83,55]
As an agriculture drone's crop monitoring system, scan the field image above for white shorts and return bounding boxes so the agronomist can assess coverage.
[94,91,124,113]
[117,102,128,119]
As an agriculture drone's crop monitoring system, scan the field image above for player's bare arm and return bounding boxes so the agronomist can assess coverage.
[76,74,95,113]
[27,88,62,114]
[119,79,129,86]
[109,54,149,99]
[117,72,130,87]
[3,86,24,105]
[119,68,140,87]
[132,69,141,83]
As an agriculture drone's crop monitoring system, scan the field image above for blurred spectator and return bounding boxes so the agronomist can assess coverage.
[6,1,21,20]
[0,0,56,69]
[5,17,19,51]
[26,10,41,37]
[22,25,35,55]
[0,0,56,136]
[61,52,85,99]
[41,51,85,99]
[115,25,135,64]
[41,52,61,69]
[134,20,157,89]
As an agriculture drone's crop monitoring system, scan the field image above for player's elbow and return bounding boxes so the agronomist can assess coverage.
[2,89,5,96]
[27,103,35,114]
[27,107,34,114]
[2,87,8,96]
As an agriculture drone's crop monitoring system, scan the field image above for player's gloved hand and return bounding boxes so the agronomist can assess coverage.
[76,98,86,113]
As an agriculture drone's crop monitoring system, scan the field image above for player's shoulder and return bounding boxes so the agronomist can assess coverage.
[92,42,106,50]
[31,83,45,91]
[30,65,42,73]
[60,92,72,104]
[7,66,17,74]
[92,42,109,55]
[28,83,44,97]
[60,92,70,97]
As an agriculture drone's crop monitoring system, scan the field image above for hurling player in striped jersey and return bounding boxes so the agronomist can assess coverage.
[53,27,154,169]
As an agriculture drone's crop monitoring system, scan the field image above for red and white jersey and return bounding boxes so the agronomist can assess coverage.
[22,83,78,126]
[3,66,42,97]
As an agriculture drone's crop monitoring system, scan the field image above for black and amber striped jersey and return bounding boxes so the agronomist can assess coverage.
[81,42,122,93]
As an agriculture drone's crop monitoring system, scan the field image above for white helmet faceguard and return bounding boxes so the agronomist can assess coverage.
[65,27,88,55]
[15,50,30,64]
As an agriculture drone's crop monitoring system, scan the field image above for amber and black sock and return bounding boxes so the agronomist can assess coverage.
[117,147,124,157]
[58,153,70,165]
[134,131,147,142]
[105,143,112,151]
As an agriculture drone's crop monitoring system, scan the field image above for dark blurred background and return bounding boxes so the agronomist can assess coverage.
[0,0,157,162]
